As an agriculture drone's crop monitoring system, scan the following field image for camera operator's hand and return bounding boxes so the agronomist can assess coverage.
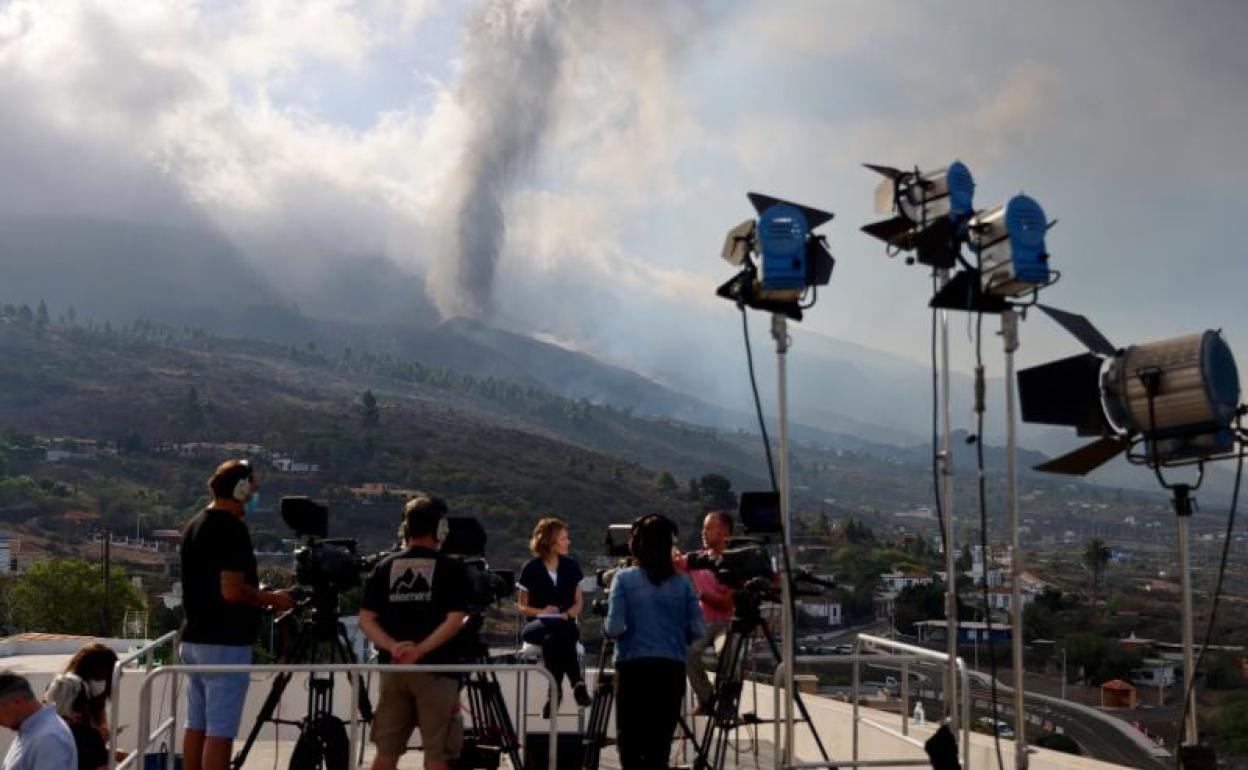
[673,551,689,573]
[267,589,295,612]
[542,604,560,615]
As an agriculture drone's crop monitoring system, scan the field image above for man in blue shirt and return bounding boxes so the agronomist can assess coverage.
[0,672,76,770]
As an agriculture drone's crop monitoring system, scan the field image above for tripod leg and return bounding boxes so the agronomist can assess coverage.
[232,622,314,770]
[335,621,373,723]
[485,670,523,770]
[696,628,748,770]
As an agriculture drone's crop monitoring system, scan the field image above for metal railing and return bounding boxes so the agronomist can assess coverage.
[131,662,560,770]
[108,630,179,770]
[772,633,970,769]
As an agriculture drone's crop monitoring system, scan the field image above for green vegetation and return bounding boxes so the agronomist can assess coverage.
[1083,538,1110,601]
[1033,731,1081,755]
[1061,631,1142,685]
[1217,691,1248,756]
[6,558,144,636]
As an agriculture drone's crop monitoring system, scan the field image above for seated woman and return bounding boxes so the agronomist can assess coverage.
[64,643,120,744]
[517,517,591,713]
[605,514,705,770]
[45,673,109,770]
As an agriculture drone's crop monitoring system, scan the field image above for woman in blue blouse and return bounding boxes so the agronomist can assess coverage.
[518,517,592,713]
[605,514,705,770]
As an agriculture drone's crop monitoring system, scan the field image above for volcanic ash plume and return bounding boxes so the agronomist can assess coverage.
[427,0,565,320]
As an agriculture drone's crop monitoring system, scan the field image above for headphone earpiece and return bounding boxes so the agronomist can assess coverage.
[436,517,449,543]
[232,477,252,502]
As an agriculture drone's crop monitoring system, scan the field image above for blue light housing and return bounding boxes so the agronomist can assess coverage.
[758,203,810,292]
[946,161,975,222]
[1004,195,1049,283]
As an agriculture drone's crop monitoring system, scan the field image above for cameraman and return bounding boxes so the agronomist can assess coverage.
[180,459,294,770]
[682,511,734,715]
[359,495,470,770]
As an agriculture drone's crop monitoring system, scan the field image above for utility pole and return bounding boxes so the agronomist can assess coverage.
[1060,648,1067,702]
[101,528,112,638]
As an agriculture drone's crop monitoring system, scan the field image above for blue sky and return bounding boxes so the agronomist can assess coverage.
[1,0,1246,397]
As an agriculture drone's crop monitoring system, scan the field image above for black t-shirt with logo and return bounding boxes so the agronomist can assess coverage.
[361,546,471,664]
[180,507,261,646]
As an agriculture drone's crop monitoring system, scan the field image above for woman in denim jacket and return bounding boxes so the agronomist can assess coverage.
[605,514,705,770]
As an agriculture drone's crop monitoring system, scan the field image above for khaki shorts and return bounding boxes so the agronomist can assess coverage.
[371,671,463,762]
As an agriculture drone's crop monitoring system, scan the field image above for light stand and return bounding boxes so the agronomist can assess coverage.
[1001,309,1027,769]
[771,313,797,763]
[1172,483,1199,746]
[937,268,960,731]
[717,191,835,768]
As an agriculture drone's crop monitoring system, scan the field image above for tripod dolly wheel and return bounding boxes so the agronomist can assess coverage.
[289,713,350,770]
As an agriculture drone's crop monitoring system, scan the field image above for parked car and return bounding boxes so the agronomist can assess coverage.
[978,717,1015,739]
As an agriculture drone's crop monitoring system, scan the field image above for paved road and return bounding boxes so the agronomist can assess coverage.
[966,677,1168,769]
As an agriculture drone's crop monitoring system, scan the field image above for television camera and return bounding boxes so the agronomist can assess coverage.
[232,497,385,770]
[279,496,389,626]
[438,516,516,614]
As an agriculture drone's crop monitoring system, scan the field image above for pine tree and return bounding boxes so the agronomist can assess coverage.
[360,390,380,427]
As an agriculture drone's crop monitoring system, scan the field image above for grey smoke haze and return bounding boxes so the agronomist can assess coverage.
[428,0,565,319]
[1,0,1245,480]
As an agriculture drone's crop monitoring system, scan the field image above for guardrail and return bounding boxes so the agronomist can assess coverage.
[108,630,179,770]
[772,633,970,769]
[131,662,560,770]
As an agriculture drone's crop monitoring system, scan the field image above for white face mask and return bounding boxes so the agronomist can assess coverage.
[86,679,107,698]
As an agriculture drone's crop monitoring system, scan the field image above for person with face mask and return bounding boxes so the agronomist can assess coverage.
[61,644,119,747]
[179,459,294,770]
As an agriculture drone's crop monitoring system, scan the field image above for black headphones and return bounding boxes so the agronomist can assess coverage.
[230,460,254,502]
[401,496,449,542]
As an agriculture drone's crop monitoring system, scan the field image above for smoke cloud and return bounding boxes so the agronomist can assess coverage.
[427,0,566,319]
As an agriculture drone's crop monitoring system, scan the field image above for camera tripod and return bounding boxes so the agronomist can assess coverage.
[693,584,830,770]
[459,615,524,770]
[232,595,372,770]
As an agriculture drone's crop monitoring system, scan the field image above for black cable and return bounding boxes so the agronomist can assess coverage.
[741,304,779,493]
[975,308,1006,770]
[1174,439,1243,761]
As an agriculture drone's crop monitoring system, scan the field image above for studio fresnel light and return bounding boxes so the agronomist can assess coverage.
[718,193,835,320]
[970,194,1052,298]
[1018,305,1242,474]
[861,161,975,268]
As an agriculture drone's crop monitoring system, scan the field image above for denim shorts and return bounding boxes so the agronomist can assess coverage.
[180,642,252,739]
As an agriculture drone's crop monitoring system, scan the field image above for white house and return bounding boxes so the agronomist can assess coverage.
[803,598,842,627]
[1129,661,1179,689]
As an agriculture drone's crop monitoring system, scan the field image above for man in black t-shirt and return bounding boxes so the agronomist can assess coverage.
[360,494,470,770]
[179,460,294,770]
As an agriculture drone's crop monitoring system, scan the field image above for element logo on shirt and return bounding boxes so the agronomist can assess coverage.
[388,558,435,602]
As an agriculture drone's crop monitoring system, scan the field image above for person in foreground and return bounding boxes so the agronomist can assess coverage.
[359,495,471,770]
[0,671,75,770]
[605,514,705,770]
[179,459,294,770]
[517,517,591,714]
[44,674,107,770]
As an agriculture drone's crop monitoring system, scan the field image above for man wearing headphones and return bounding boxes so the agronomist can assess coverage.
[359,494,471,770]
[179,459,294,770]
